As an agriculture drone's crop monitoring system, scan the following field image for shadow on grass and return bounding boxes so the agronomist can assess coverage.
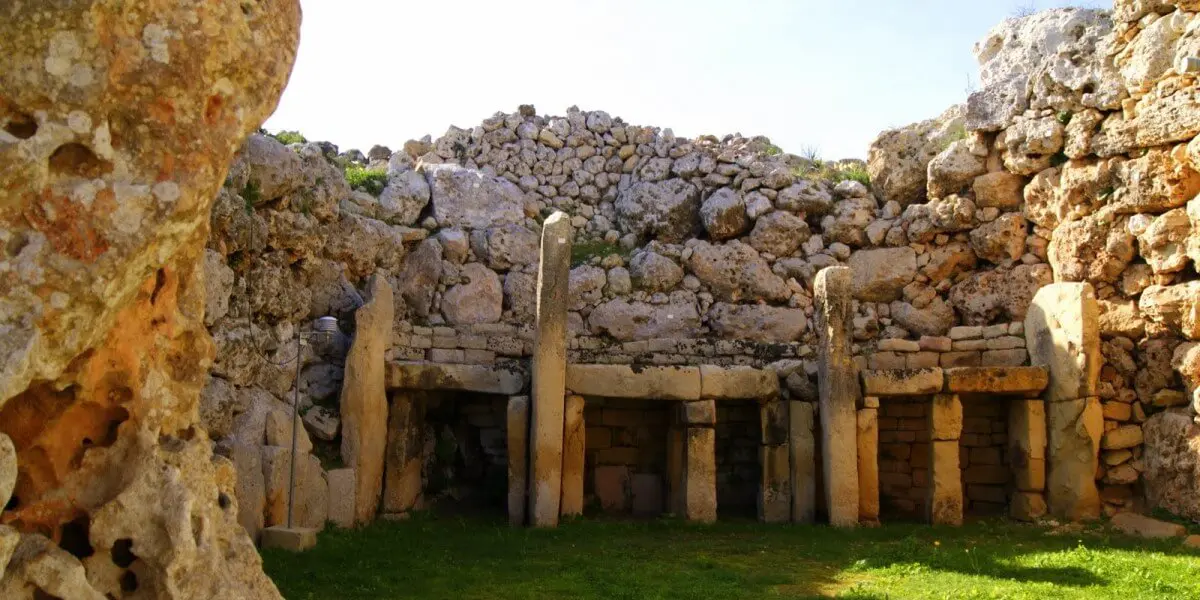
[261,513,1200,600]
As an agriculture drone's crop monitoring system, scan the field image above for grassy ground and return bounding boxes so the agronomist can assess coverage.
[262,514,1200,600]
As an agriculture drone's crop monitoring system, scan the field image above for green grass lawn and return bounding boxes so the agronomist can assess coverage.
[262,514,1200,600]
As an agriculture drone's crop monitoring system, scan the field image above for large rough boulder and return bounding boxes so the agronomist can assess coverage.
[377,169,431,226]
[1048,213,1135,283]
[442,263,503,325]
[615,179,702,243]
[866,104,966,206]
[949,264,1054,324]
[424,163,526,229]
[699,188,749,240]
[926,139,987,199]
[1140,281,1200,339]
[1142,411,1200,521]
[587,300,701,341]
[685,241,790,302]
[0,1,299,598]
[847,248,917,302]
[970,212,1027,264]
[629,251,684,292]
[395,238,443,319]
[748,211,809,257]
[707,303,807,343]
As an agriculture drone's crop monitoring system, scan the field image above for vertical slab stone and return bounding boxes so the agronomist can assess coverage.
[789,401,817,523]
[928,440,963,526]
[1025,282,1102,521]
[685,427,718,523]
[560,395,585,518]
[326,468,356,528]
[759,444,791,523]
[229,442,265,541]
[814,266,859,527]
[666,423,686,516]
[381,390,426,515]
[1009,399,1047,492]
[507,396,530,526]
[1046,397,1103,521]
[530,212,573,527]
[857,408,880,525]
[930,394,963,441]
[340,275,394,524]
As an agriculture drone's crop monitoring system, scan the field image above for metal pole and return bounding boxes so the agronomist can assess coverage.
[286,326,302,528]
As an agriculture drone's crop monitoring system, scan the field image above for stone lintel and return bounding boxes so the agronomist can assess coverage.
[860,367,943,396]
[699,365,779,399]
[386,361,526,395]
[943,366,1049,395]
[565,364,701,400]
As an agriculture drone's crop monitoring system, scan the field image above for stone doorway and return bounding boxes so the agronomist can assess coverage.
[876,395,932,522]
[715,400,763,519]
[583,397,671,517]
[420,391,510,513]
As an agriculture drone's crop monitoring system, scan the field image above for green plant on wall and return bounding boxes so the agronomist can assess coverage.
[345,164,388,197]
[271,130,307,145]
[571,240,629,267]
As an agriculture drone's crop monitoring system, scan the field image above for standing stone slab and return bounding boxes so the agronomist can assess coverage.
[930,394,963,441]
[685,427,718,523]
[815,266,859,527]
[1046,397,1103,521]
[326,468,356,528]
[340,275,394,524]
[1025,282,1102,521]
[759,444,791,523]
[667,422,686,516]
[381,391,426,515]
[530,212,573,527]
[561,395,586,518]
[790,401,817,523]
[857,408,880,525]
[507,396,530,526]
[1009,399,1047,492]
[928,440,963,526]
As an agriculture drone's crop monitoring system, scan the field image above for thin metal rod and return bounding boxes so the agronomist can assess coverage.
[286,327,302,528]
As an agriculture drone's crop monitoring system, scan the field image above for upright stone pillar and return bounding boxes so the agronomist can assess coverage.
[560,395,586,518]
[1025,282,1102,521]
[381,390,427,515]
[507,396,530,526]
[928,393,963,526]
[857,401,880,525]
[814,266,859,527]
[789,401,817,523]
[682,400,717,523]
[341,275,394,524]
[759,400,791,523]
[666,419,686,516]
[529,212,573,527]
[1009,399,1048,521]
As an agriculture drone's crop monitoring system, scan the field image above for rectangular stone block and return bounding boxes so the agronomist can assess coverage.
[560,395,585,518]
[868,352,906,370]
[1046,397,1102,521]
[685,427,717,523]
[759,444,791,523]
[940,351,982,368]
[930,393,963,441]
[760,400,789,446]
[382,392,427,515]
[594,465,630,512]
[666,424,685,516]
[632,474,664,517]
[815,267,859,527]
[906,352,940,369]
[789,401,816,523]
[857,408,880,524]
[326,468,356,529]
[506,396,529,526]
[981,349,1028,367]
[1025,283,1100,402]
[699,365,778,399]
[681,400,716,426]
[928,440,963,526]
[565,364,701,400]
[949,326,983,340]
[861,368,943,396]
[943,367,1049,395]
[386,361,527,395]
[1014,457,1045,492]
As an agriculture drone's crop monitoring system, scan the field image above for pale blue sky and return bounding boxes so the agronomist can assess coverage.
[264,0,1109,160]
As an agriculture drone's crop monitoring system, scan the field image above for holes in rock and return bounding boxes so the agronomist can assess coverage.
[218,492,232,510]
[150,268,168,305]
[205,94,225,124]
[48,142,113,178]
[5,231,29,258]
[3,109,37,139]
[119,571,139,593]
[111,538,136,568]
[59,515,94,559]
[1081,83,1095,95]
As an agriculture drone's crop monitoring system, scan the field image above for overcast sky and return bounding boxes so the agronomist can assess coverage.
[263,0,1109,160]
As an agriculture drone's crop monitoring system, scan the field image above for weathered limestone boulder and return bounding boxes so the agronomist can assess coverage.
[1139,281,1200,339]
[1026,283,1101,402]
[973,171,1026,209]
[232,134,304,201]
[776,180,834,215]
[1000,115,1065,175]
[615,179,702,243]
[442,263,503,325]
[588,299,700,341]
[629,251,684,292]
[821,197,878,247]
[950,264,1054,324]
[262,447,328,529]
[699,188,749,240]
[927,139,987,199]
[890,298,956,337]
[0,1,298,597]
[424,163,526,229]
[1142,411,1200,521]
[568,265,606,308]
[377,169,430,226]
[970,212,1027,263]
[921,242,978,284]
[707,303,807,343]
[1049,213,1135,284]
[1108,146,1200,214]
[847,248,917,302]
[686,241,790,302]
[473,224,540,271]
[503,271,537,321]
[866,104,966,206]
[341,276,394,524]
[749,211,809,256]
[1137,208,1192,274]
[395,238,443,319]
[203,249,236,327]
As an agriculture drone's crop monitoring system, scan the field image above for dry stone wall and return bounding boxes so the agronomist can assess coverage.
[197,0,1200,528]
